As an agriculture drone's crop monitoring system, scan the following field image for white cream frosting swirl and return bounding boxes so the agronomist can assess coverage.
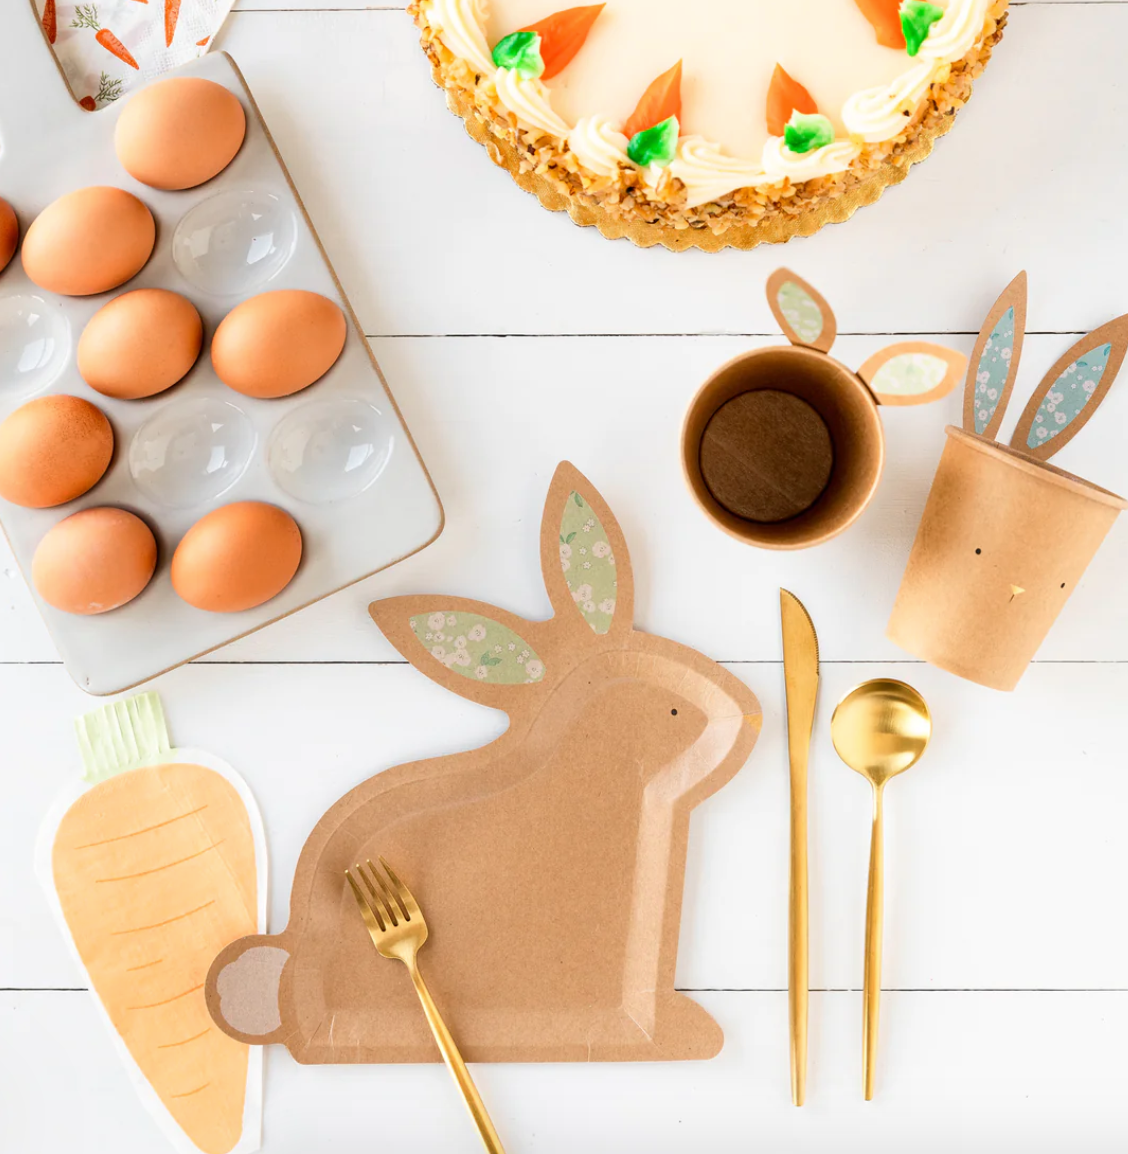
[919,0,994,61]
[494,68,572,138]
[761,137,861,182]
[423,0,996,200]
[669,136,768,207]
[841,60,937,143]
[425,0,494,76]
[567,116,630,178]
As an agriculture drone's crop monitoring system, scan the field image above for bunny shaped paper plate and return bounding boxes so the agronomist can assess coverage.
[888,273,1128,691]
[206,463,761,1064]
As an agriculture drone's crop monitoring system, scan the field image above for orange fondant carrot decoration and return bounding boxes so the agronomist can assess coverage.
[766,64,818,137]
[97,28,139,69]
[165,0,181,46]
[854,0,906,49]
[79,96,97,111]
[197,36,210,46]
[519,5,605,80]
[623,60,683,140]
[42,0,57,43]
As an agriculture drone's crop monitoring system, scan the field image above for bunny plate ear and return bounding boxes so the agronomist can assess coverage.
[857,341,967,406]
[541,462,633,637]
[1009,316,1128,461]
[963,272,1027,440]
[766,268,836,353]
[369,595,549,709]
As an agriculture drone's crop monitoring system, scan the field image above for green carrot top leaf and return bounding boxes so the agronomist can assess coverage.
[784,112,835,155]
[492,31,545,79]
[71,4,100,30]
[627,116,679,168]
[900,0,944,56]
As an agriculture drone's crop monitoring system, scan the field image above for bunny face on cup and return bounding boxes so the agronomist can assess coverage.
[206,463,762,1063]
[682,269,968,549]
[888,273,1128,690]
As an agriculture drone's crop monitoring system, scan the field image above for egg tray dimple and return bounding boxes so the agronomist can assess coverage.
[0,37,443,695]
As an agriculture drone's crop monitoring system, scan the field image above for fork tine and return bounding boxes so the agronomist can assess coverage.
[368,859,410,923]
[345,868,385,933]
[356,861,397,927]
[378,856,421,919]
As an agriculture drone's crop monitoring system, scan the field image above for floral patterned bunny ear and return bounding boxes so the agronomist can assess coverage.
[963,272,1027,440]
[541,462,633,637]
[558,491,619,635]
[1009,316,1128,462]
[857,341,966,406]
[766,268,836,353]
[408,611,546,685]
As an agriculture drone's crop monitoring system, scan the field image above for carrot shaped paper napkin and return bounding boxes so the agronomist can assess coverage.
[35,0,234,109]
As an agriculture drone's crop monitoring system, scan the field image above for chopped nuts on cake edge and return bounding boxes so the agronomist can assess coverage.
[410,4,1006,252]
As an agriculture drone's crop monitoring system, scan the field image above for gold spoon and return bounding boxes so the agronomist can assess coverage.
[831,679,932,1100]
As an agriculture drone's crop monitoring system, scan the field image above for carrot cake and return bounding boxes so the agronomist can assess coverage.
[411,0,1007,250]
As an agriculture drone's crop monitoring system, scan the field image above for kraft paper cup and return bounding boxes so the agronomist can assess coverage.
[887,426,1127,691]
[681,346,885,549]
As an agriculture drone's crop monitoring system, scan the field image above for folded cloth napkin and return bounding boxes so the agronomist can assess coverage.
[35,0,235,109]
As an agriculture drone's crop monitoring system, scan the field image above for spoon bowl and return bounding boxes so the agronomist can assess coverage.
[830,678,932,1100]
[831,679,932,788]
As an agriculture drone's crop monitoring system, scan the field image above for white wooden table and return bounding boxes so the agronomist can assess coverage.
[3,2,1127,1150]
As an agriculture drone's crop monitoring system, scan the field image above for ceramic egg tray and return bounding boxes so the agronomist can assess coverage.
[0,13,443,694]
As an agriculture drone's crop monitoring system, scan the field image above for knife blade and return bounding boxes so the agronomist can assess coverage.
[780,588,819,1107]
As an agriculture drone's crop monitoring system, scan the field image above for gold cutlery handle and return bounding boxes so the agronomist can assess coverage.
[789,783,808,1107]
[408,960,507,1154]
[863,785,884,1101]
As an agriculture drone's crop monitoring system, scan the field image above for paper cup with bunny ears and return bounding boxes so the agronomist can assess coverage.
[888,273,1128,691]
[681,269,967,549]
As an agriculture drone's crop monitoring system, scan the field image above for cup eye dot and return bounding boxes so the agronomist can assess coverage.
[670,709,678,717]
[975,548,982,555]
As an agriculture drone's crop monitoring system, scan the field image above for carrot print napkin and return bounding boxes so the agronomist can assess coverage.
[35,0,235,110]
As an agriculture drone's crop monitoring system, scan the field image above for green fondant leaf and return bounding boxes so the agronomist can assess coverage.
[560,491,618,635]
[783,112,835,155]
[900,0,944,56]
[627,116,679,167]
[492,31,545,78]
[409,612,545,685]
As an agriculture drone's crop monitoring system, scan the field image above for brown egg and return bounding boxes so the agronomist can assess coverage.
[115,77,247,191]
[0,396,114,508]
[33,507,156,615]
[212,290,347,399]
[78,289,203,399]
[0,197,17,274]
[21,187,155,296]
[172,501,302,612]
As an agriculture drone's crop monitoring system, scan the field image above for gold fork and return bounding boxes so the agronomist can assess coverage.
[346,858,507,1154]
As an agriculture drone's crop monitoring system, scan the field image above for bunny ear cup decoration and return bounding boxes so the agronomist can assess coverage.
[1009,316,1128,461]
[206,462,762,1064]
[857,341,966,407]
[888,276,1128,691]
[963,271,1028,439]
[767,268,837,353]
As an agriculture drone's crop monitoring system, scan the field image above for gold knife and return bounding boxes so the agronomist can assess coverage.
[780,589,820,1107]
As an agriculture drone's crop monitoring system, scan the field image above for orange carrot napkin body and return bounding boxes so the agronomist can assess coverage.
[38,693,266,1154]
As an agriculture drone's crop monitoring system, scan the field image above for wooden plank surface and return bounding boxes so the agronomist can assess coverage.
[2,2,1126,1151]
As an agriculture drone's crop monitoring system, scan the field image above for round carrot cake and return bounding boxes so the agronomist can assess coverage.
[411,0,1008,250]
